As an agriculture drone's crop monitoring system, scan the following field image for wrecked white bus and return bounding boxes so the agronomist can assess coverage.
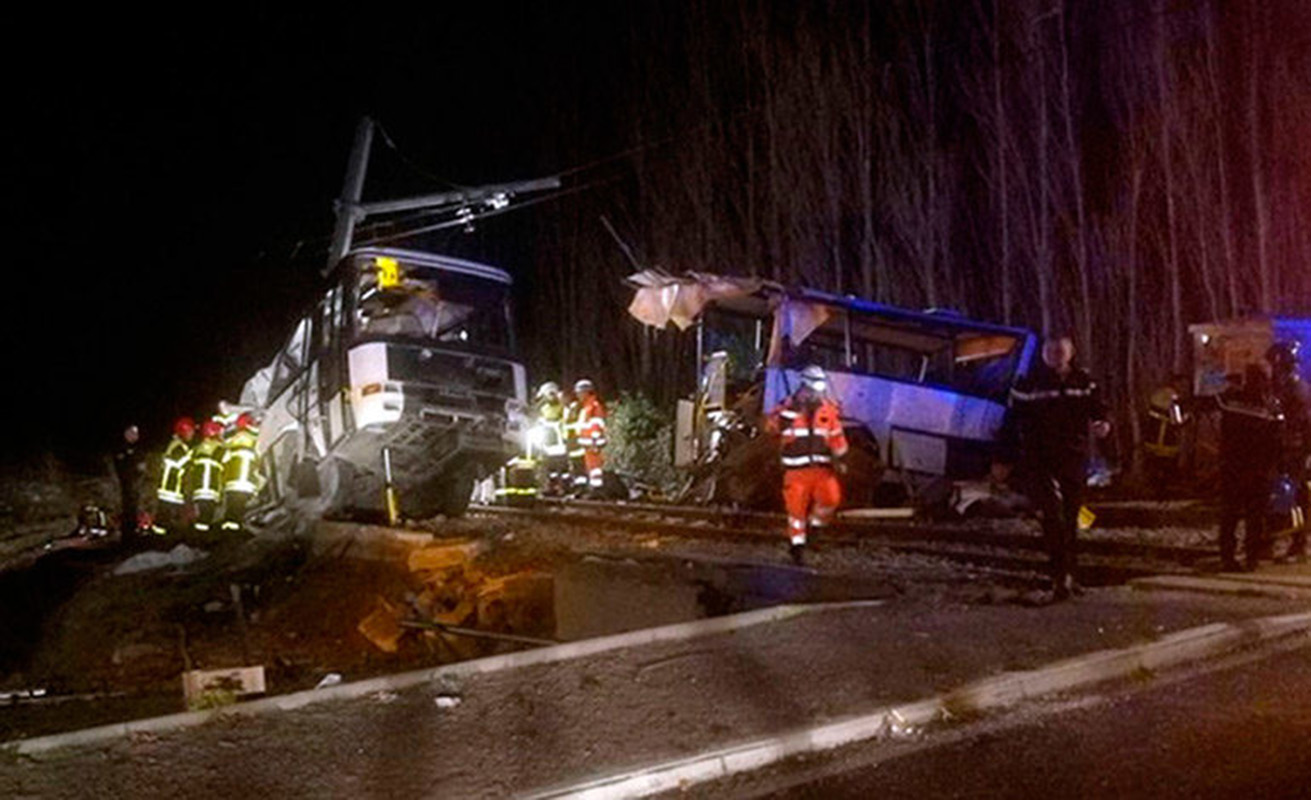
[627,272,1039,501]
[242,247,527,519]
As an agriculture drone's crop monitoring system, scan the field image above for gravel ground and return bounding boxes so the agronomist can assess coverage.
[1,584,1302,799]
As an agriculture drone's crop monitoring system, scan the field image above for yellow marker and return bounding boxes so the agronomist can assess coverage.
[382,447,400,526]
[375,256,401,289]
[1077,506,1096,531]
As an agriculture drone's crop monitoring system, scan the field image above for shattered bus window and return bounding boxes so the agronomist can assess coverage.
[355,264,512,351]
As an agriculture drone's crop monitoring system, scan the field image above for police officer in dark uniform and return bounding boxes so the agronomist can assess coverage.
[113,424,146,549]
[1268,340,1310,560]
[1217,364,1279,571]
[997,335,1111,601]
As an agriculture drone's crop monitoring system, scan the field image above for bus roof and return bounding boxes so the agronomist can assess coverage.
[347,247,513,285]
[626,270,1034,340]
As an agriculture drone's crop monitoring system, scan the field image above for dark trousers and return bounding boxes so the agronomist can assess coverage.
[1024,466,1084,587]
[1219,480,1267,568]
[543,455,569,496]
[119,486,140,546]
[223,491,251,530]
[154,499,188,535]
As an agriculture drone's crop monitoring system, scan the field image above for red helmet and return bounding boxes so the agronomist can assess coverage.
[173,417,196,439]
[201,420,223,439]
[236,412,258,432]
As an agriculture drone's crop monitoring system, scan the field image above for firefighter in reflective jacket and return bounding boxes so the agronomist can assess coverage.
[574,379,608,497]
[767,366,849,565]
[152,417,196,535]
[221,413,261,532]
[534,382,569,496]
[188,420,225,533]
[564,390,586,495]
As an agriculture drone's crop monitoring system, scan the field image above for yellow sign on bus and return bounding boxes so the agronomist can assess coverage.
[375,256,401,289]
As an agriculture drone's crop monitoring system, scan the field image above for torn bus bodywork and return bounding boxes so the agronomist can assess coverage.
[627,272,1038,505]
[244,247,526,520]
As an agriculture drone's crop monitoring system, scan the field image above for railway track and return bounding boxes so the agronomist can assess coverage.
[470,498,1217,586]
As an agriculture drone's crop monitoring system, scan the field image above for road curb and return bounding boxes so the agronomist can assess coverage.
[2,600,883,757]
[523,610,1311,799]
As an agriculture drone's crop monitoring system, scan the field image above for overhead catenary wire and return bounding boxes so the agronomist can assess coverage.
[354,176,619,247]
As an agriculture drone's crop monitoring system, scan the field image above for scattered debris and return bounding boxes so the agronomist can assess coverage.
[113,544,209,575]
[315,673,343,689]
[182,665,267,710]
[434,694,461,709]
[0,687,47,703]
[358,597,406,654]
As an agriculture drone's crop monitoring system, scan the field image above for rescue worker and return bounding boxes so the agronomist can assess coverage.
[1268,340,1311,560]
[533,381,569,497]
[113,424,147,547]
[996,335,1111,601]
[563,387,587,496]
[1143,376,1192,495]
[188,419,225,535]
[1217,364,1279,571]
[215,400,241,440]
[574,379,608,497]
[152,417,196,535]
[767,365,849,566]
[221,413,261,532]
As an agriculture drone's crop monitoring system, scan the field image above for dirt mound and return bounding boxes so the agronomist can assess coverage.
[0,524,565,741]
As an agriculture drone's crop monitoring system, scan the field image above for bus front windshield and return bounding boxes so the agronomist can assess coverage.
[353,265,512,351]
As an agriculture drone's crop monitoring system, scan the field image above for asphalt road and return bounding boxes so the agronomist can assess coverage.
[754,643,1311,799]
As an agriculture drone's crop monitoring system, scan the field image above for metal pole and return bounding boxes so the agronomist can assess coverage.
[400,619,557,647]
[382,446,400,526]
[694,317,705,460]
[325,117,375,275]
[844,311,854,368]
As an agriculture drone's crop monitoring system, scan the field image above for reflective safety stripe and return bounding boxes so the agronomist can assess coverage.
[194,522,210,531]
[193,488,221,501]
[790,532,807,545]
[781,455,814,467]
[223,448,258,494]
[157,490,185,504]
[158,438,193,500]
[779,410,800,419]
[789,518,807,531]
[221,521,241,531]
[1011,385,1097,401]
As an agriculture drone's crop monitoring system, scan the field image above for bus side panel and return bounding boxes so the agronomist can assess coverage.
[764,366,1007,477]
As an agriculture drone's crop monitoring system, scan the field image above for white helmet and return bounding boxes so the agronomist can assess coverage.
[800,365,828,393]
[535,381,561,401]
[574,378,595,395]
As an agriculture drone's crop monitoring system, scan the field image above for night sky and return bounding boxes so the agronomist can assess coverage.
[5,7,606,458]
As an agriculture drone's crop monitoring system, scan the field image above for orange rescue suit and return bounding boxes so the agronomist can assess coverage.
[576,393,608,489]
[769,395,849,544]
